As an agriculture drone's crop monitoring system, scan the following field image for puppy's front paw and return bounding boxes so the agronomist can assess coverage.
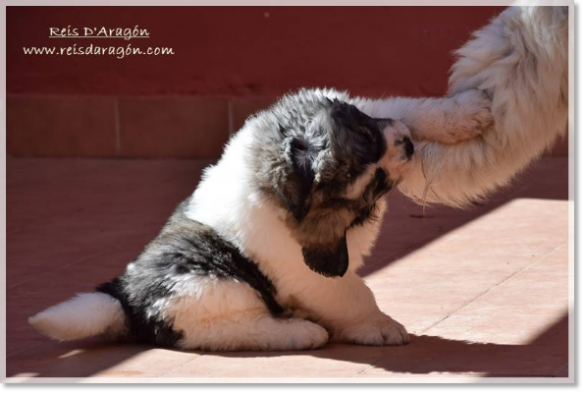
[443,89,493,144]
[335,314,410,346]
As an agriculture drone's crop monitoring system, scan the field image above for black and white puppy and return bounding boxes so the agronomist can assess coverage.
[30,88,491,351]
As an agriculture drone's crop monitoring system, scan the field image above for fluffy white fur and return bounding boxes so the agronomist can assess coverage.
[165,278,329,350]
[29,293,125,341]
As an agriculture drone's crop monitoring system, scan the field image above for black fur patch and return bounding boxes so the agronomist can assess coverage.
[301,232,349,278]
[96,200,283,348]
[96,277,182,348]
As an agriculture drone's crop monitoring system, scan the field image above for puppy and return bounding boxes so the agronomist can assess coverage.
[29,88,492,351]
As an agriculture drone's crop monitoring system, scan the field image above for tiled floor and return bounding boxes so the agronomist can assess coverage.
[5,157,570,381]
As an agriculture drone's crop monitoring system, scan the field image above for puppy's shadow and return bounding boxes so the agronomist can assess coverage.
[9,315,567,379]
[183,314,569,378]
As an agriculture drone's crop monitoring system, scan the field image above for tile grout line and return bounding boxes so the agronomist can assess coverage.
[8,159,214,291]
[6,341,49,360]
[552,362,569,377]
[7,249,114,290]
[155,352,209,377]
[353,241,568,377]
[365,171,565,271]
[417,241,568,334]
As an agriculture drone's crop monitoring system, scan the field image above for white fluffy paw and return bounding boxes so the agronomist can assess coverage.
[283,319,330,350]
[336,314,410,346]
[442,89,493,144]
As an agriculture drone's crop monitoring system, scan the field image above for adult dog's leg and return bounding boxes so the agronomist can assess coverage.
[291,272,410,346]
[360,89,493,145]
[368,6,568,208]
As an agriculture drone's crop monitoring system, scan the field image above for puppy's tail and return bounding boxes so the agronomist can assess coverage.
[29,292,126,341]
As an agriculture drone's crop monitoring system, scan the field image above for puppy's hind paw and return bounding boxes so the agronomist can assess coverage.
[335,314,410,346]
[291,319,330,350]
[263,318,330,351]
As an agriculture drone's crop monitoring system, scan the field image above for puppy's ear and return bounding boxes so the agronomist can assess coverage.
[301,232,349,278]
[281,136,315,222]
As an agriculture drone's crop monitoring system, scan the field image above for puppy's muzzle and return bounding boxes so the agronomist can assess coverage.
[396,137,414,160]
[380,119,414,161]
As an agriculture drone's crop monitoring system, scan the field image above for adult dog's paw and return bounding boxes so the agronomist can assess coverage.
[335,314,410,346]
[441,89,493,144]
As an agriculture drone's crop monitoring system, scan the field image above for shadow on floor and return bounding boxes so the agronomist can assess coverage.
[6,157,569,378]
[359,159,568,276]
[9,314,568,379]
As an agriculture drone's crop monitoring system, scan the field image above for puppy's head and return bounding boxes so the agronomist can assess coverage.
[264,98,413,278]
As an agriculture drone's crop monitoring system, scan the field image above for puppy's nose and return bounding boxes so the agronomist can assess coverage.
[401,137,414,159]
[404,137,414,159]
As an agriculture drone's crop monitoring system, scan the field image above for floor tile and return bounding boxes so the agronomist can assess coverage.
[6,157,570,379]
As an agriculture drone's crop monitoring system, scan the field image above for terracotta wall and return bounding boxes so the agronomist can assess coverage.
[6,6,567,158]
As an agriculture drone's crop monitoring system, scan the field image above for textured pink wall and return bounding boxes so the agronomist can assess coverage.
[7,6,505,97]
[10,6,566,158]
